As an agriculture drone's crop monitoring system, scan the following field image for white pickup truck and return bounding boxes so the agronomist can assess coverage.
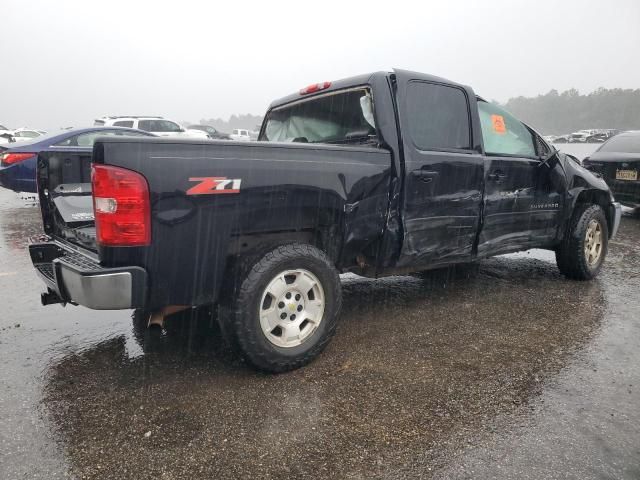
[94,116,209,139]
[230,128,252,141]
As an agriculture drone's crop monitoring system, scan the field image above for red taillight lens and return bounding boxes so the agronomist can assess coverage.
[299,81,331,95]
[1,152,35,166]
[91,164,151,246]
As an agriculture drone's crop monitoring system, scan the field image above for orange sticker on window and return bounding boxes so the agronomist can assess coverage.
[491,114,506,134]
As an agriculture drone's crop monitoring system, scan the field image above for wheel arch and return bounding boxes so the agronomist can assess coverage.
[226,227,341,263]
[573,188,613,237]
[218,228,342,303]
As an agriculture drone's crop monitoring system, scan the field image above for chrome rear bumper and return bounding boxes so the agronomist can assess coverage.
[29,241,147,310]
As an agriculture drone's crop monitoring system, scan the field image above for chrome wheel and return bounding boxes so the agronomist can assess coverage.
[584,219,603,267]
[259,269,325,348]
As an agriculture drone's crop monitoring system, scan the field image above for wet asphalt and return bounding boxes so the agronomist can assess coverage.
[0,187,639,480]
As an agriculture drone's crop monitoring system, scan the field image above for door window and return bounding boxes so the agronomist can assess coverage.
[478,101,536,157]
[138,120,181,132]
[138,120,155,131]
[156,120,181,132]
[162,120,182,132]
[113,120,134,128]
[406,82,471,151]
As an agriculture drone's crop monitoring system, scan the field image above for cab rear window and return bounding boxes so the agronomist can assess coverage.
[261,88,377,146]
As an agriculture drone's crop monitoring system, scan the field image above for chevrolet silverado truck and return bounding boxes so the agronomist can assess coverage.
[29,69,622,372]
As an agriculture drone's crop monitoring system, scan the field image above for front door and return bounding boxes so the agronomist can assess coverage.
[395,70,484,268]
[477,100,566,256]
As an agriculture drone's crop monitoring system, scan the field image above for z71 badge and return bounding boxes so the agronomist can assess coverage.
[186,177,242,195]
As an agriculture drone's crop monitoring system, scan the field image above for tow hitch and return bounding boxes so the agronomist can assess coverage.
[41,289,65,306]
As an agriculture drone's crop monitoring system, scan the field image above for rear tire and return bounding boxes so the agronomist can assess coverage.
[221,244,342,373]
[556,203,608,280]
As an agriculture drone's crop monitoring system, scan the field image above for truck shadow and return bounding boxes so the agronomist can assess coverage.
[40,252,607,479]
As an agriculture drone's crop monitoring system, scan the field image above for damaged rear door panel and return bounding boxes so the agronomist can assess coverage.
[393,69,484,268]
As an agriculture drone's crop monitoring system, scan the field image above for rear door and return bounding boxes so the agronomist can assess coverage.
[476,100,566,255]
[394,70,484,268]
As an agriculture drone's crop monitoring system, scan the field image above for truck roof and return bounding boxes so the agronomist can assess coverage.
[267,69,465,110]
[268,72,380,110]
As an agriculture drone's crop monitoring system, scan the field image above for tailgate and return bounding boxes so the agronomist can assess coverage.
[36,150,97,250]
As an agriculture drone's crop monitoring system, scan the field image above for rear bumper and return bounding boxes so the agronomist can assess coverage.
[0,157,38,193]
[610,202,622,239]
[29,241,147,310]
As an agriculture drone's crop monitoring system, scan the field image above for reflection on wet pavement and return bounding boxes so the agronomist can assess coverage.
[0,189,638,479]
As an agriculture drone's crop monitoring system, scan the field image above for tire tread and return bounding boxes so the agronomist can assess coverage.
[556,203,608,280]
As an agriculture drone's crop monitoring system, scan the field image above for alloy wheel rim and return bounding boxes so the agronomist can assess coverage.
[584,219,603,267]
[259,269,325,348]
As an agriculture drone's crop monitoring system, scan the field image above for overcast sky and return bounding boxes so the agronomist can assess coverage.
[2,0,640,130]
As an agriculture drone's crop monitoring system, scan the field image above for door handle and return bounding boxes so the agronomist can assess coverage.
[412,169,439,183]
[487,171,507,182]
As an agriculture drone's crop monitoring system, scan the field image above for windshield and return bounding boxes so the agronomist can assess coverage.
[597,134,640,153]
[261,88,377,145]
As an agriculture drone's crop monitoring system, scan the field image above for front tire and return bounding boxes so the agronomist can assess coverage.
[556,203,608,280]
[222,244,342,373]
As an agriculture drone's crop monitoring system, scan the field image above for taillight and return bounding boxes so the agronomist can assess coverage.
[1,152,35,166]
[299,82,331,95]
[91,164,151,246]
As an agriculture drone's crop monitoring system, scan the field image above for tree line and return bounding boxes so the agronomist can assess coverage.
[500,87,640,135]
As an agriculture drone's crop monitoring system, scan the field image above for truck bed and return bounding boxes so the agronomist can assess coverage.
[36,137,393,309]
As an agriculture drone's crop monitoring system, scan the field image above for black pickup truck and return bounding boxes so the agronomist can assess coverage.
[29,69,621,372]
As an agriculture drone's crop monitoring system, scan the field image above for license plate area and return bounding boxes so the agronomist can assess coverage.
[616,169,638,181]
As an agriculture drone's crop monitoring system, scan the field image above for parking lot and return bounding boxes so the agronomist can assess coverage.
[0,186,639,479]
